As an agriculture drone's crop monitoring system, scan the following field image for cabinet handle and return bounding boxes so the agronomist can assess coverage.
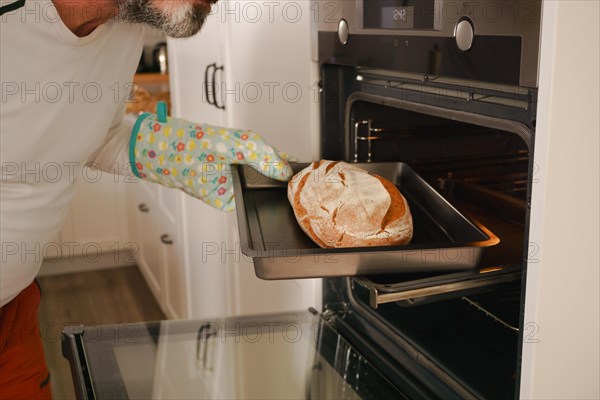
[212,65,225,110]
[138,203,149,213]
[160,234,173,245]
[204,63,216,106]
[196,323,218,371]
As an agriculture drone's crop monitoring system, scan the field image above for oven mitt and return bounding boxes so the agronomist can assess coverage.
[129,102,293,211]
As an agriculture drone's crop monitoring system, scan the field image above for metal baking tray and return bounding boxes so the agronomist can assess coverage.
[232,162,499,280]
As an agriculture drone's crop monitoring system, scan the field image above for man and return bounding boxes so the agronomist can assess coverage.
[0,0,288,397]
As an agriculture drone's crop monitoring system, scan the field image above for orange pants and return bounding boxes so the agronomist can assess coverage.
[0,281,52,399]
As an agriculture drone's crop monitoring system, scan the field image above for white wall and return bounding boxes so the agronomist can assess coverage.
[521,1,599,398]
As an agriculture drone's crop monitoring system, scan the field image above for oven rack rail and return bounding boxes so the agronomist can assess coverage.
[355,68,535,112]
[354,265,519,306]
[353,266,522,332]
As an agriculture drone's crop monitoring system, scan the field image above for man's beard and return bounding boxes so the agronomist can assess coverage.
[117,0,211,38]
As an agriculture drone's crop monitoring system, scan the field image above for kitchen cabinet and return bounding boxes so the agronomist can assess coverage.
[167,12,226,126]
[133,195,161,298]
[130,180,188,319]
[179,195,231,319]
[160,228,188,319]
[222,0,318,158]
[58,170,130,262]
[168,0,319,158]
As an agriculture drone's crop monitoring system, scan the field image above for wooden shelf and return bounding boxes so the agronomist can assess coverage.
[133,73,170,85]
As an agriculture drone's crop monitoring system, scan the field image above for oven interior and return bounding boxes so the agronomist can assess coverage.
[349,97,530,274]
[319,65,535,399]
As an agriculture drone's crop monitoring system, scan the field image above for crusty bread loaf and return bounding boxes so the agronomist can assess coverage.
[288,160,413,248]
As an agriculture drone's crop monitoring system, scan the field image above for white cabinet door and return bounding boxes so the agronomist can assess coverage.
[155,185,188,319]
[168,13,227,126]
[222,0,319,161]
[132,183,163,302]
[60,170,130,257]
[160,226,188,319]
[168,15,233,320]
[181,196,232,320]
[131,182,188,319]
[162,2,320,320]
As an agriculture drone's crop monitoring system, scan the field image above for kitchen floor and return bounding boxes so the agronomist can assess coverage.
[38,266,165,399]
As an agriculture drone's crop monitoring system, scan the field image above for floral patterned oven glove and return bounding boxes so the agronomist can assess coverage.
[129,102,293,211]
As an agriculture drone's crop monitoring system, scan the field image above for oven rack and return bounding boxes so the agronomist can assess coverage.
[355,68,535,111]
[461,295,520,332]
[417,153,530,200]
[353,265,521,308]
[352,267,522,333]
[351,132,530,199]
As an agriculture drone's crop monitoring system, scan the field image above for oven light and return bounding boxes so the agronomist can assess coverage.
[479,266,504,274]
[356,75,364,81]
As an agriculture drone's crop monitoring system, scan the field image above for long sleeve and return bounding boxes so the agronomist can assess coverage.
[86,104,138,177]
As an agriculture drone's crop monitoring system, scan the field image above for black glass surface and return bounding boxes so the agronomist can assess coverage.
[68,312,406,399]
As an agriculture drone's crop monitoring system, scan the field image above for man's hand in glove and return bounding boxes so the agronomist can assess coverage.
[129,102,292,211]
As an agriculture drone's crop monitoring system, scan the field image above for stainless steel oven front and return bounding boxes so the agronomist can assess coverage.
[311,0,541,398]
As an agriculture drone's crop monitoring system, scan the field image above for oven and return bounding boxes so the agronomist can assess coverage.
[310,0,540,397]
[62,1,542,398]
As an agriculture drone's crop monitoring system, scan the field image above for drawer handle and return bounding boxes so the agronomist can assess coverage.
[160,234,173,245]
[138,203,149,212]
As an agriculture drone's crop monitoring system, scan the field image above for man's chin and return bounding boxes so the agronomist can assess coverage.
[118,0,210,38]
[161,5,210,38]
[160,22,205,38]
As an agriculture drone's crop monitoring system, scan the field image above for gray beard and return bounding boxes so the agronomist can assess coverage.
[117,0,210,38]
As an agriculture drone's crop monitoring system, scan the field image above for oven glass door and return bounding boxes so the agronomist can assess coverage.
[63,311,406,399]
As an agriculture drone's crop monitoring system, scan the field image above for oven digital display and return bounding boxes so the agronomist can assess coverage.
[381,6,414,29]
[364,0,435,30]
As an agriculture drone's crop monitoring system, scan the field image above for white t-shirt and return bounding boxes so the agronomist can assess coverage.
[1,0,145,306]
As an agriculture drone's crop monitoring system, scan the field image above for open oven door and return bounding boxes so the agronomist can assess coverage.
[62,310,420,400]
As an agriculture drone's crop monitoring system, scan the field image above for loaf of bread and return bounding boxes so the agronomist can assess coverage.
[288,160,413,248]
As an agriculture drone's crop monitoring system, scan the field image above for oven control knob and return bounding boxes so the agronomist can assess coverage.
[338,19,349,45]
[455,18,474,52]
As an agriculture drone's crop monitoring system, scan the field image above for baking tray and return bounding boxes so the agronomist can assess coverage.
[232,162,499,280]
